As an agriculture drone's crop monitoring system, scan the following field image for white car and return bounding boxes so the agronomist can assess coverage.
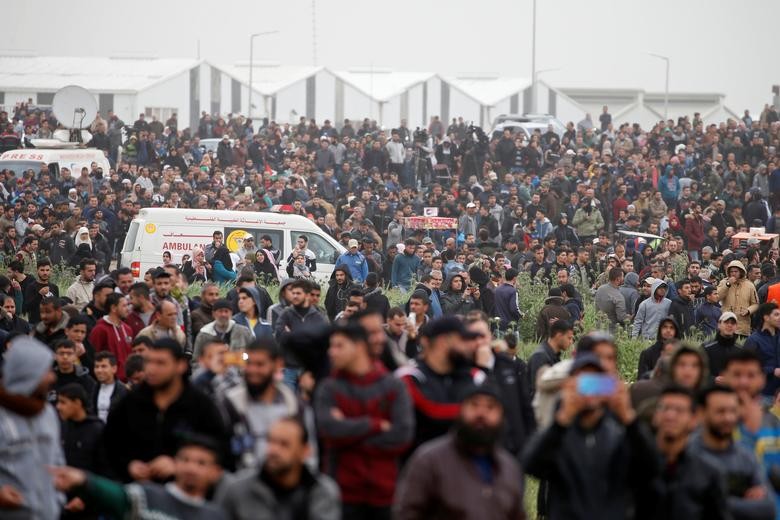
[491,121,549,141]
[491,114,566,140]
[198,138,234,154]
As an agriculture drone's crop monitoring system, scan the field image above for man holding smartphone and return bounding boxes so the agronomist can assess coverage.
[523,353,657,520]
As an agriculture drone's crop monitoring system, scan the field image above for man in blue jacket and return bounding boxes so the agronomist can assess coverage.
[391,239,421,291]
[495,268,521,331]
[335,239,368,284]
[744,302,780,399]
[659,163,681,208]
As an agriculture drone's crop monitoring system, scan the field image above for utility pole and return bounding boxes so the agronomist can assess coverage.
[311,0,318,66]
[248,30,279,119]
[530,0,536,114]
[648,53,670,120]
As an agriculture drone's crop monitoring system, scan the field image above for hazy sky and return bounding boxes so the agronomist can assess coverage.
[7,0,779,113]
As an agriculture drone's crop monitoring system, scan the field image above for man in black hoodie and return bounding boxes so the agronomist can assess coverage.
[523,353,658,520]
[56,383,105,474]
[324,266,358,320]
[637,317,681,380]
[103,339,227,481]
[465,313,536,459]
[669,279,696,335]
[702,311,741,380]
[363,272,389,318]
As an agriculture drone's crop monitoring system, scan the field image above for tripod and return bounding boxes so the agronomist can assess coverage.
[412,143,431,188]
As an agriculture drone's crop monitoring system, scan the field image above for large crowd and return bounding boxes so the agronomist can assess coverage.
[1,100,780,519]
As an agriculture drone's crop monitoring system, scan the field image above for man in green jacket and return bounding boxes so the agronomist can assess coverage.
[49,435,227,519]
[572,197,604,243]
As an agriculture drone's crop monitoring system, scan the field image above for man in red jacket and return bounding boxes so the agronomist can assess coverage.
[89,293,133,381]
[684,203,706,262]
[314,322,414,520]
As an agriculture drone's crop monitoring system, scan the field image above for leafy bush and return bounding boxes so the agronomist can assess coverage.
[512,274,654,383]
[66,267,671,383]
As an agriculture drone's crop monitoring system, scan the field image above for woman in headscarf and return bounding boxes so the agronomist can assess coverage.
[253,249,279,284]
[69,226,103,269]
[211,245,236,283]
[181,247,208,284]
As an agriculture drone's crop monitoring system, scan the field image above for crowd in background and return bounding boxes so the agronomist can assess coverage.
[2,100,780,518]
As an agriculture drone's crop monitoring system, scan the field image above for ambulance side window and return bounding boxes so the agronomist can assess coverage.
[293,231,338,264]
[47,162,59,179]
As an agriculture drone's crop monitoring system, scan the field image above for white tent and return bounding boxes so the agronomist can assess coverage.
[330,69,437,129]
[218,62,336,125]
[440,75,532,128]
[559,87,740,129]
[0,55,209,128]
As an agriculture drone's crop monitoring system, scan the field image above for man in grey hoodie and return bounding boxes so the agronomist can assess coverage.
[632,280,672,340]
[0,336,65,519]
[619,272,640,319]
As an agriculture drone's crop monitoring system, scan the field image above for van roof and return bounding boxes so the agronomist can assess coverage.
[136,207,322,231]
[0,148,107,160]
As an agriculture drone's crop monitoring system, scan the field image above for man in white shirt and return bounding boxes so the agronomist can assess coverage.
[386,131,406,176]
[66,258,97,311]
[92,351,128,422]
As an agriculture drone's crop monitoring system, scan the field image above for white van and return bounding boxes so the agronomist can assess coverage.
[120,208,346,280]
[0,146,110,179]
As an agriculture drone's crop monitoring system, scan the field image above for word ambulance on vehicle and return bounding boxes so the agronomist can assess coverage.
[120,207,346,280]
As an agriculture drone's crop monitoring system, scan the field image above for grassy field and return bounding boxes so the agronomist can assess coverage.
[53,266,660,379]
[53,266,674,518]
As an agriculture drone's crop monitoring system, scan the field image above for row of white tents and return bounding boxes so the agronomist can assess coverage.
[0,56,739,134]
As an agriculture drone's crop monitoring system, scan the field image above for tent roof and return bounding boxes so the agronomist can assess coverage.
[220,63,324,96]
[0,55,201,93]
[441,75,531,106]
[330,69,435,102]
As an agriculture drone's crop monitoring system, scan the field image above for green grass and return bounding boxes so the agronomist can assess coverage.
[54,265,682,517]
[54,265,661,383]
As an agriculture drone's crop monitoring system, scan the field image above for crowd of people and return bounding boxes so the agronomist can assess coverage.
[2,100,780,519]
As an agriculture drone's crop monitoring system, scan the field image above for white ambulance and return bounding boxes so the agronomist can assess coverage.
[120,207,346,280]
[0,145,110,179]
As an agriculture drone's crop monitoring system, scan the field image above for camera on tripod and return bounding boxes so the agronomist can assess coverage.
[413,127,429,144]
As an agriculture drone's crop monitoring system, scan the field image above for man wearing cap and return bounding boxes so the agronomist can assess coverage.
[458,203,478,237]
[397,316,482,452]
[536,288,572,341]
[523,353,657,520]
[702,312,741,380]
[0,337,64,519]
[237,236,258,263]
[335,239,369,284]
[421,236,439,256]
[192,299,253,360]
[394,383,525,519]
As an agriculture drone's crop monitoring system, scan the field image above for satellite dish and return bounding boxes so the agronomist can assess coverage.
[52,85,97,143]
